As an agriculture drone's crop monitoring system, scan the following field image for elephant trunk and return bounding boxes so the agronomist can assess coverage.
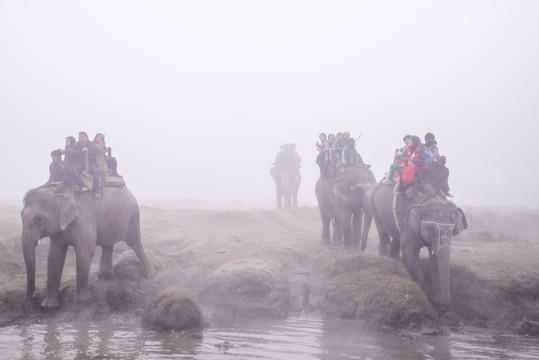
[436,244,452,311]
[21,230,39,309]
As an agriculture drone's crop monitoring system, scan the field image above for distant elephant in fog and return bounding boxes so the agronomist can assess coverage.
[371,183,467,310]
[271,144,301,209]
[315,176,342,245]
[21,185,156,309]
[333,168,376,252]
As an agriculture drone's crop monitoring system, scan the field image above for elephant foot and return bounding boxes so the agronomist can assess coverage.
[73,290,92,304]
[142,263,157,278]
[41,296,60,308]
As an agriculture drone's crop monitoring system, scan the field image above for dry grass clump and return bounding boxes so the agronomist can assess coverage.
[200,260,289,318]
[142,289,203,331]
[324,255,437,329]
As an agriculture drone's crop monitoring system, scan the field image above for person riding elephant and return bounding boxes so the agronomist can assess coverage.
[21,184,156,309]
[341,138,369,173]
[271,143,301,208]
[66,131,101,197]
[371,181,467,310]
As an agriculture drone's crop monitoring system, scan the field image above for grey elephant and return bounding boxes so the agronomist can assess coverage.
[270,144,301,209]
[21,185,156,309]
[371,182,467,309]
[333,167,376,252]
[315,176,342,245]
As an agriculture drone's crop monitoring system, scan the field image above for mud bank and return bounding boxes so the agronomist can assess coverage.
[0,205,538,335]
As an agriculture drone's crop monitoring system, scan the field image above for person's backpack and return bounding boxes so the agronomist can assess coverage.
[402,163,416,184]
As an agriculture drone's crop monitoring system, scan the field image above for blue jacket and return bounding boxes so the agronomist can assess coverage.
[424,146,439,164]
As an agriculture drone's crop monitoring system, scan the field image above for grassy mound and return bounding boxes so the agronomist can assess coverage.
[324,254,437,330]
[142,289,203,331]
[200,260,289,318]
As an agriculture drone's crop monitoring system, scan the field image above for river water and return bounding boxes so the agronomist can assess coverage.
[0,314,538,359]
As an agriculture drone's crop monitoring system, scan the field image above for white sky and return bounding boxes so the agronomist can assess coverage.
[1,1,538,208]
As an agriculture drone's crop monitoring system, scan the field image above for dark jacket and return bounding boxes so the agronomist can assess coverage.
[421,160,449,191]
[65,141,98,167]
[49,161,67,182]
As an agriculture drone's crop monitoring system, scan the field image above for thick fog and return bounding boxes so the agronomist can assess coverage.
[1,1,538,208]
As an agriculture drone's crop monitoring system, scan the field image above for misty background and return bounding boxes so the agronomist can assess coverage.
[1,1,538,209]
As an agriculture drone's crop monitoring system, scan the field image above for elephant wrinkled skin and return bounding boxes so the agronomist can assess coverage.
[371,183,467,310]
[21,185,156,309]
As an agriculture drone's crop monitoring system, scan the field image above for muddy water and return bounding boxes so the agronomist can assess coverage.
[0,315,538,360]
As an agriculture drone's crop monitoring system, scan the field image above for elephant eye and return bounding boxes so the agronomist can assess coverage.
[34,215,45,224]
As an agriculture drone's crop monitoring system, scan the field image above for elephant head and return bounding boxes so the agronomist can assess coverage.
[20,186,77,307]
[332,168,376,251]
[407,197,467,308]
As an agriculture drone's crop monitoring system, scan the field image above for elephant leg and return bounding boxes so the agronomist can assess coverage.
[402,236,427,291]
[284,193,292,208]
[388,236,401,260]
[98,245,114,280]
[321,216,331,245]
[126,220,156,278]
[352,210,362,252]
[42,242,68,308]
[333,221,343,246]
[342,214,353,251]
[276,186,283,209]
[374,216,390,256]
[73,240,95,304]
[129,242,156,278]
[361,210,373,252]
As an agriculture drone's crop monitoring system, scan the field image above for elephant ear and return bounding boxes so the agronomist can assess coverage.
[453,208,468,235]
[408,205,421,233]
[56,194,77,231]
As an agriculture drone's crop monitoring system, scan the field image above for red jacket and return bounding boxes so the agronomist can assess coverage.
[402,144,425,184]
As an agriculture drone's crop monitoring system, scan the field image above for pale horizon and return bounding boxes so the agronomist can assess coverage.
[2,1,538,209]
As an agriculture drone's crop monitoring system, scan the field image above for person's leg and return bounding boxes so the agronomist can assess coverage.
[90,164,100,193]
[322,157,328,177]
[72,164,85,189]
[63,166,73,187]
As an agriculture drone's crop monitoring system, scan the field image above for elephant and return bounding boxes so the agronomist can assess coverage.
[315,167,376,251]
[21,185,156,309]
[332,167,377,252]
[315,176,342,245]
[270,146,301,209]
[371,182,467,309]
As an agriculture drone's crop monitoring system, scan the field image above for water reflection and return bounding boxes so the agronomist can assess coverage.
[0,314,538,359]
